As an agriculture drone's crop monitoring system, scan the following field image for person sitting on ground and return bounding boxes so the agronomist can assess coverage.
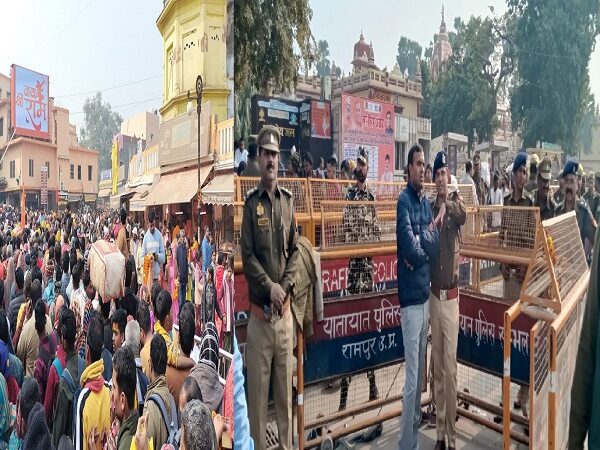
[16,378,52,450]
[112,346,139,450]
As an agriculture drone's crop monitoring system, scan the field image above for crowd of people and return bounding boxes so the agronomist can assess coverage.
[0,203,233,450]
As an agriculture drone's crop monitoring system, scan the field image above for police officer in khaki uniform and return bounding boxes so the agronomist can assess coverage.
[555,160,596,260]
[472,153,488,205]
[429,151,466,450]
[500,152,534,419]
[339,147,380,411]
[532,157,556,221]
[501,152,534,301]
[241,124,300,450]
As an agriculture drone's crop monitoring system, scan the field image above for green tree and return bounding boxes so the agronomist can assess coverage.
[428,14,515,150]
[508,0,600,155]
[419,59,431,119]
[396,37,422,78]
[577,79,596,156]
[234,0,315,139]
[315,39,331,77]
[79,92,123,173]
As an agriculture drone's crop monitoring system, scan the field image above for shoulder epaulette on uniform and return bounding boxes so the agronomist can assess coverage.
[244,187,258,201]
[280,186,293,197]
[555,201,564,212]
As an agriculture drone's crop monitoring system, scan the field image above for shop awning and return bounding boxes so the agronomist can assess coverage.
[201,172,234,205]
[109,195,121,208]
[84,194,96,203]
[145,167,210,206]
[97,188,111,198]
[129,192,147,212]
[121,173,159,197]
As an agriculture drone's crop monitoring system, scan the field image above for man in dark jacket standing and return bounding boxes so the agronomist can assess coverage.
[396,143,439,450]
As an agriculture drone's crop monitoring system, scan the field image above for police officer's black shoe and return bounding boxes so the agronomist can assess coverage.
[434,440,446,450]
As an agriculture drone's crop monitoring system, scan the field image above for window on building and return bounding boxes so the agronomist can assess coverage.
[70,164,74,179]
[0,117,3,137]
[46,161,50,179]
[395,142,406,172]
[9,161,15,179]
[78,165,81,180]
[88,165,92,181]
[28,159,33,177]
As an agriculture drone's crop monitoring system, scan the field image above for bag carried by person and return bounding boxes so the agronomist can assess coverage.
[148,393,179,449]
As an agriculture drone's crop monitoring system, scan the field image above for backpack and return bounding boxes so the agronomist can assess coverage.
[59,356,85,442]
[136,366,149,416]
[34,333,57,400]
[148,393,180,449]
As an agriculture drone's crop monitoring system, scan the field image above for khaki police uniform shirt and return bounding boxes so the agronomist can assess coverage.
[430,192,467,290]
[532,189,556,221]
[555,198,596,247]
[241,181,299,307]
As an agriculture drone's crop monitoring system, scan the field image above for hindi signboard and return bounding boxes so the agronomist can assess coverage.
[10,65,50,140]
[341,94,395,182]
[40,166,48,207]
[310,100,331,139]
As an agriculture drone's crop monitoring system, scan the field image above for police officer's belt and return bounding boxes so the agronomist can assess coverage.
[250,301,290,321]
[431,286,458,301]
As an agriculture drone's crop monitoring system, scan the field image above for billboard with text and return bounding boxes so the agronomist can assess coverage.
[341,94,394,182]
[10,65,50,140]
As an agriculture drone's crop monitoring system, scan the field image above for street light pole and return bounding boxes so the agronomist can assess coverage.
[196,75,204,242]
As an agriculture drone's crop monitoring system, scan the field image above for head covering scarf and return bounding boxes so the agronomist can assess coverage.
[199,322,219,371]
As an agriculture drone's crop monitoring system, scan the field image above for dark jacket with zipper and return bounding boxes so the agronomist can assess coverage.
[396,183,439,308]
[117,410,140,450]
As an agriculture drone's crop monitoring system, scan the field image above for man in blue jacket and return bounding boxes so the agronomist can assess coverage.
[396,143,439,450]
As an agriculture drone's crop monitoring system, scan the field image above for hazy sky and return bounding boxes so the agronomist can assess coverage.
[310,0,600,102]
[1,0,598,138]
[0,0,164,133]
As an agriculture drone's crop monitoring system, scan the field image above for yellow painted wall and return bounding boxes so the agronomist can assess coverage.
[157,0,228,121]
